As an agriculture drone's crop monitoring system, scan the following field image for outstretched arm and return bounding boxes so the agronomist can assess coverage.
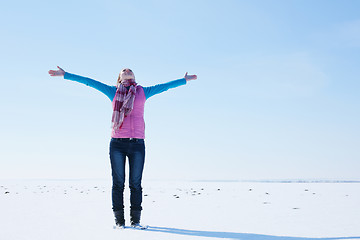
[143,72,197,100]
[48,66,116,101]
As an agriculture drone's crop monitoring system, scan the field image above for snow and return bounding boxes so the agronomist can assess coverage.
[1,179,359,240]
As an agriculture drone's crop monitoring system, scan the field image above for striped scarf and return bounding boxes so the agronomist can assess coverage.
[111,81,137,130]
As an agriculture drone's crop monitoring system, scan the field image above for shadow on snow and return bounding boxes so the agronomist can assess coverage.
[145,226,360,240]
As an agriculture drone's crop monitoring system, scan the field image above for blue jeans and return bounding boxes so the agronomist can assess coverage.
[109,138,145,212]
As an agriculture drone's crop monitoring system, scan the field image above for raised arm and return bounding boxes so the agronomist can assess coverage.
[48,66,116,101]
[143,72,197,99]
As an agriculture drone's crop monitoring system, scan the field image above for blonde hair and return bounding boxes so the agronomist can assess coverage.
[117,73,122,86]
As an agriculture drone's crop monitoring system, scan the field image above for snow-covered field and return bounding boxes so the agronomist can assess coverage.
[1,179,359,240]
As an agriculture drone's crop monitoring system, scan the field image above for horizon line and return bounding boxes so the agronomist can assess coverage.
[1,178,360,183]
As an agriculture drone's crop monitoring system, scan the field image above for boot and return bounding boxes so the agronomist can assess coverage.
[130,209,141,225]
[130,209,147,229]
[114,210,125,228]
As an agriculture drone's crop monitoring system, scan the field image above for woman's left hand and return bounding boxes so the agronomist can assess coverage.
[184,72,197,82]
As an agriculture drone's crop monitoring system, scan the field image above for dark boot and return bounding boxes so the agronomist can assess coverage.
[130,209,141,225]
[130,209,147,229]
[114,210,125,227]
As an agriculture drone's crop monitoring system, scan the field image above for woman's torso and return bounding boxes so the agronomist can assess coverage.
[111,85,146,139]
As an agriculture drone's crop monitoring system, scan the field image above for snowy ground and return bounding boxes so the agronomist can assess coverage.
[1,179,359,240]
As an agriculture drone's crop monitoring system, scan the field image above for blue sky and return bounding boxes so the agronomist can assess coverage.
[0,0,359,180]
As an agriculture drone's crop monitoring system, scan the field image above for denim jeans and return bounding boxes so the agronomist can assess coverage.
[109,138,145,212]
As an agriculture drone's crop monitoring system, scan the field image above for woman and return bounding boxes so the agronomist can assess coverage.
[48,66,197,229]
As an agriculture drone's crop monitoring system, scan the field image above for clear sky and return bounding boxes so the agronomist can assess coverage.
[0,0,359,181]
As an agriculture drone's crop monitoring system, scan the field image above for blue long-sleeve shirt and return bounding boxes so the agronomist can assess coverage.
[63,72,187,101]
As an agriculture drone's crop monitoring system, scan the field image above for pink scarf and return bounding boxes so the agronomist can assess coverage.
[111,80,137,130]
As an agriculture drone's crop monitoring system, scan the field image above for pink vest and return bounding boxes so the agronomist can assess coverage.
[111,86,146,139]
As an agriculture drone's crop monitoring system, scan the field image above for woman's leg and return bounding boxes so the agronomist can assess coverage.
[109,138,127,212]
[128,139,145,212]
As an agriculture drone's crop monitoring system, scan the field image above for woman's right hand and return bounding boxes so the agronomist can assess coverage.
[48,66,65,77]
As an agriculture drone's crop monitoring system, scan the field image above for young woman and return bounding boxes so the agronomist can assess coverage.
[48,66,197,229]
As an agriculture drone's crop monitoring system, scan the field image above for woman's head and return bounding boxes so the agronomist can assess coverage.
[117,68,136,86]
